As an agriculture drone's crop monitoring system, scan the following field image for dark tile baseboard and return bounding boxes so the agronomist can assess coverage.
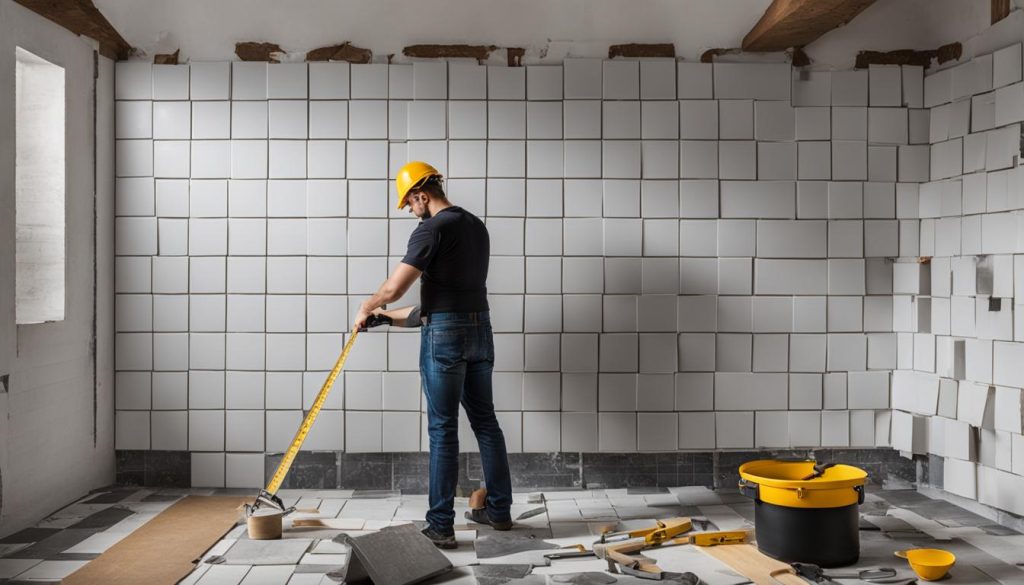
[116,448,916,492]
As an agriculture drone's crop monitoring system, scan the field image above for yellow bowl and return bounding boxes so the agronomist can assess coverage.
[895,548,956,581]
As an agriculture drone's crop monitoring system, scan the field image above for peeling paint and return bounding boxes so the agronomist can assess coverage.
[306,42,372,63]
[153,49,179,65]
[700,48,742,63]
[507,47,525,67]
[854,42,962,69]
[790,47,811,67]
[235,41,283,62]
[403,44,498,62]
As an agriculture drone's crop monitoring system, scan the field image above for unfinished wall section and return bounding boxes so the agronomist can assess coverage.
[0,0,116,536]
[889,11,1024,521]
[109,53,938,490]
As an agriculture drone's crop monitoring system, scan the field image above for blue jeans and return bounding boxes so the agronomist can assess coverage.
[420,311,512,534]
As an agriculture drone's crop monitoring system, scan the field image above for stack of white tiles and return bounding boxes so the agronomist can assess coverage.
[113,58,913,488]
[891,42,1024,516]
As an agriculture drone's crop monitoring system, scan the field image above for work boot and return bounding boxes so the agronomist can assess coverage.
[421,526,457,549]
[464,508,514,531]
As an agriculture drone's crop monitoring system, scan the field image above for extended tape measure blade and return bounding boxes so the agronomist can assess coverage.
[263,330,360,496]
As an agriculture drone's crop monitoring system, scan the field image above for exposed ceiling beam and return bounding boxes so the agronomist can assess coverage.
[14,0,132,60]
[742,0,877,53]
[992,0,1011,24]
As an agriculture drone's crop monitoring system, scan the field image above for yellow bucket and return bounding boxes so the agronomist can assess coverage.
[895,549,956,581]
[738,460,867,509]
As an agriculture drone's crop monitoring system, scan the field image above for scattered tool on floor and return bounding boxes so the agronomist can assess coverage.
[242,314,391,539]
[517,506,547,520]
[599,518,694,545]
[591,517,750,581]
[895,548,955,581]
[790,562,898,583]
[594,531,750,576]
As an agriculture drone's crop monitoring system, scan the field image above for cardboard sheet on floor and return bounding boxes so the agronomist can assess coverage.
[643,545,751,585]
[698,544,806,585]
[61,495,248,585]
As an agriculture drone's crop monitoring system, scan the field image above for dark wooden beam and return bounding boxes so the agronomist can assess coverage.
[992,0,1011,24]
[608,43,675,59]
[236,42,283,62]
[14,0,132,60]
[305,42,372,63]
[743,0,877,52]
[854,42,962,69]
[507,47,525,67]
[403,44,498,61]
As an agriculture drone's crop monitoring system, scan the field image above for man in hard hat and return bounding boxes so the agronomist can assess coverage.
[353,161,513,549]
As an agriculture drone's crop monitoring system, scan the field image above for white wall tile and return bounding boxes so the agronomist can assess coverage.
[603,60,639,100]
[489,67,526,100]
[719,100,753,140]
[116,62,153,100]
[267,63,307,99]
[640,59,675,100]
[309,62,350,99]
[190,62,230,100]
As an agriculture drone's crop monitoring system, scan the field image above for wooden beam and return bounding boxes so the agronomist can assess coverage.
[403,44,498,61]
[743,0,877,52]
[14,0,132,60]
[992,0,1011,24]
[305,42,372,63]
[608,43,675,59]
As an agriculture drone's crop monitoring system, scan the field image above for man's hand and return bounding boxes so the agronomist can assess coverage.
[353,305,372,332]
[352,263,422,332]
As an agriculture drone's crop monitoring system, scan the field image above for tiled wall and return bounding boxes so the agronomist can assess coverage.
[113,58,924,488]
[892,42,1024,517]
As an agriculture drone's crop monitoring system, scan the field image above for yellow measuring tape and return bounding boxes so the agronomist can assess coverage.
[264,329,360,497]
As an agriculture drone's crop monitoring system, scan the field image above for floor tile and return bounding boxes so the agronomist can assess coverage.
[240,565,295,585]
[14,559,88,580]
[0,559,42,579]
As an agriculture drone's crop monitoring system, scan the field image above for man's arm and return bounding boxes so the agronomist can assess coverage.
[353,262,422,331]
[372,305,422,328]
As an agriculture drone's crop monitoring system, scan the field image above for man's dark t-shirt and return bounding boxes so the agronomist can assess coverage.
[401,206,490,315]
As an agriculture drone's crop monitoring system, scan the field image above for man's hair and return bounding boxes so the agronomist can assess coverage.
[417,176,448,201]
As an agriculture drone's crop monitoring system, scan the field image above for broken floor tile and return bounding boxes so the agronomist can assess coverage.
[67,506,135,530]
[13,559,89,580]
[0,559,43,579]
[195,564,252,585]
[0,543,31,556]
[223,538,314,565]
[0,527,61,545]
[5,529,100,560]
[61,532,127,555]
[239,565,296,585]
[298,552,347,565]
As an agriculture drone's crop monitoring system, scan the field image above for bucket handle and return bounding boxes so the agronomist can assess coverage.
[738,479,759,502]
[739,480,864,505]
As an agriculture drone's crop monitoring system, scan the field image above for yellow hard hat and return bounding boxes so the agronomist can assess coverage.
[395,161,442,209]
